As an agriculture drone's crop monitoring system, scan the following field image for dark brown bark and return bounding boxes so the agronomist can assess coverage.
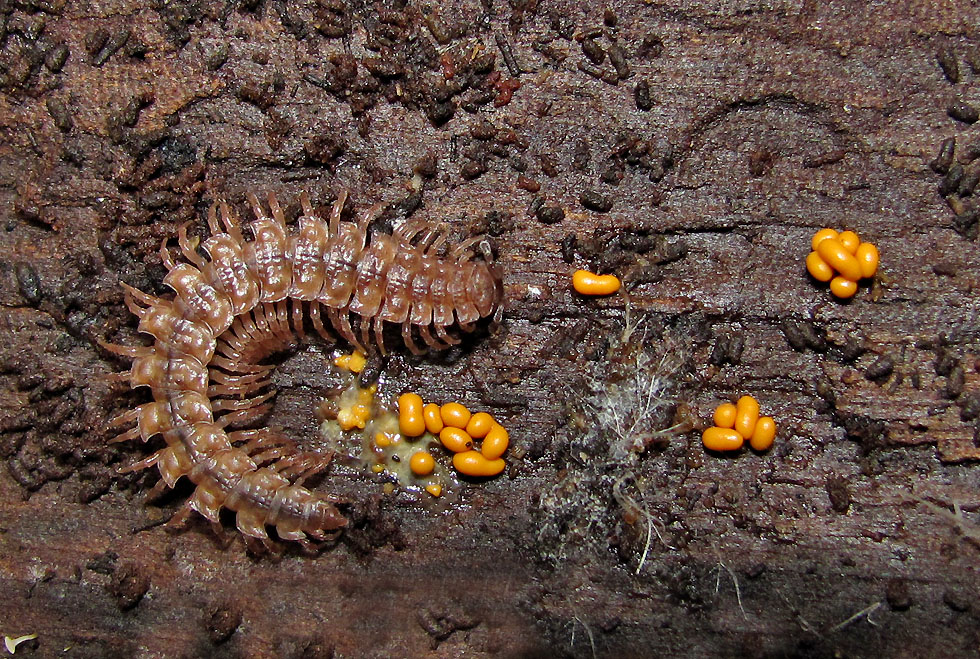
[1,1,979,657]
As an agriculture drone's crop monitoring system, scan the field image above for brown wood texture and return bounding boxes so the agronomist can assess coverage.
[1,1,980,657]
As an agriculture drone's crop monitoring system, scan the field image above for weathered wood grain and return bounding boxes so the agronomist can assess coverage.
[1,1,979,656]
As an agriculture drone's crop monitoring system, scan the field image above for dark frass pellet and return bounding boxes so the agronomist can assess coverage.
[958,165,980,196]
[471,121,497,140]
[939,163,964,196]
[886,578,912,611]
[206,606,242,644]
[635,79,652,111]
[948,102,979,125]
[572,139,590,171]
[426,101,454,126]
[943,589,971,613]
[84,28,109,56]
[937,47,960,83]
[607,44,631,79]
[539,153,559,177]
[535,205,565,224]
[781,319,827,352]
[528,196,544,216]
[958,142,980,164]
[826,476,851,513]
[959,391,980,422]
[517,175,540,192]
[461,160,487,180]
[802,149,845,168]
[560,234,577,263]
[946,364,965,399]
[46,97,72,132]
[580,189,612,212]
[935,347,958,376]
[953,208,979,239]
[44,43,69,72]
[15,262,41,304]
[864,355,894,382]
[581,37,605,65]
[600,164,623,185]
[638,33,664,58]
[930,137,956,174]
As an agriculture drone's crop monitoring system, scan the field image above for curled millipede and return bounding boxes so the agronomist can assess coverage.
[103,191,503,550]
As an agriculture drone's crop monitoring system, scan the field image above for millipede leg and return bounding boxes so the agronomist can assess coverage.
[267,191,286,226]
[165,502,194,531]
[291,299,306,341]
[328,308,365,353]
[109,426,142,444]
[401,322,424,356]
[212,391,277,412]
[419,325,447,351]
[207,202,222,235]
[435,323,461,346]
[373,317,387,356]
[358,315,372,353]
[216,405,272,428]
[250,447,293,465]
[299,190,314,217]
[210,354,273,375]
[219,201,244,245]
[310,304,332,342]
[108,406,142,429]
[178,223,207,269]
[99,340,151,360]
[119,449,162,474]
[328,191,348,237]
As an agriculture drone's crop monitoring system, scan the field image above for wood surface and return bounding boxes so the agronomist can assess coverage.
[1,0,979,657]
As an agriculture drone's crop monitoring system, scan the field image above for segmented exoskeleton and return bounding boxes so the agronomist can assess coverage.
[104,191,503,550]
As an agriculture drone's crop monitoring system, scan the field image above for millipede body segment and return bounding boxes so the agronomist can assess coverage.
[104,191,503,549]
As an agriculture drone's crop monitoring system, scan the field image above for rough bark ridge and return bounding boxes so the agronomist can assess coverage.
[1,0,979,657]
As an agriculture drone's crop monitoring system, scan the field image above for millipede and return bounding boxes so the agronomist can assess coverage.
[103,191,504,550]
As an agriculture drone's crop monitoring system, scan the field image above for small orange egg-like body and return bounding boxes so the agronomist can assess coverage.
[481,423,510,460]
[837,230,860,254]
[425,483,443,497]
[816,238,863,282]
[410,451,436,476]
[855,242,879,279]
[453,450,506,477]
[440,402,472,429]
[375,432,392,448]
[333,351,367,373]
[338,404,371,431]
[465,412,495,438]
[397,393,425,437]
[702,427,744,451]
[439,427,474,453]
[423,403,444,434]
[734,395,760,439]
[810,228,838,251]
[572,269,621,296]
[713,403,737,429]
[806,251,835,282]
[749,416,777,451]
[829,276,858,299]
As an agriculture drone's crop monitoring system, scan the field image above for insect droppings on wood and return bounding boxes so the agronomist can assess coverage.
[580,189,613,212]
[931,137,956,174]
[936,47,960,83]
[948,102,979,125]
[635,79,652,111]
